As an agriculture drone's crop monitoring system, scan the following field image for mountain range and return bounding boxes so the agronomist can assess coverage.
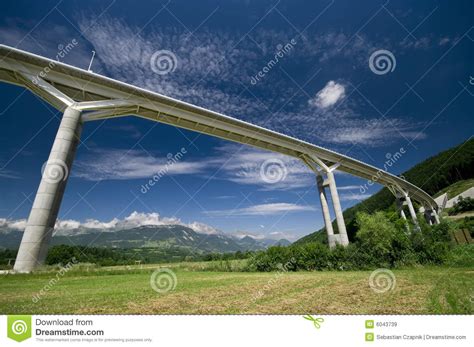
[0,224,291,253]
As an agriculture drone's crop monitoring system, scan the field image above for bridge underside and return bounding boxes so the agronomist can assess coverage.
[0,45,440,272]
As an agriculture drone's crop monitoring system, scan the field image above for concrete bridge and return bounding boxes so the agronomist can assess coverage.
[0,45,440,272]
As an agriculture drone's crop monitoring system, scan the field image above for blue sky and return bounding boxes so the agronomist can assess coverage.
[0,0,472,241]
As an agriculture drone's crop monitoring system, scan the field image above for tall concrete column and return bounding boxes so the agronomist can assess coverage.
[432,208,440,224]
[405,195,418,224]
[14,107,82,272]
[400,209,407,220]
[424,206,440,225]
[326,170,348,246]
[317,175,336,248]
[396,198,407,220]
[424,211,433,225]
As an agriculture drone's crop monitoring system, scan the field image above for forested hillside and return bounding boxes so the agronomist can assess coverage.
[296,138,474,245]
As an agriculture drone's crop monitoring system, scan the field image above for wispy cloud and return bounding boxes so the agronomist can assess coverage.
[0,169,20,179]
[337,185,363,191]
[73,144,316,190]
[73,148,207,180]
[0,15,438,147]
[74,15,430,148]
[0,20,94,69]
[204,202,317,217]
[339,193,373,202]
[212,144,314,190]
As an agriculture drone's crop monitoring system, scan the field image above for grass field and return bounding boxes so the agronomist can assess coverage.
[434,179,474,199]
[0,264,472,314]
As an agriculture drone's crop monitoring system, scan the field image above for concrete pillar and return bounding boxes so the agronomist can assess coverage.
[432,209,440,224]
[400,209,407,220]
[14,107,82,272]
[424,211,433,225]
[424,207,440,225]
[405,195,418,224]
[325,170,349,246]
[317,175,336,248]
[396,198,407,220]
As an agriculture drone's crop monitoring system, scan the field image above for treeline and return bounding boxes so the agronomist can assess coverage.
[0,245,254,268]
[247,212,473,271]
[202,251,254,261]
[297,138,474,244]
[448,197,474,215]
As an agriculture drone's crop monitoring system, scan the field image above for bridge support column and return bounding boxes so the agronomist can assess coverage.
[325,170,349,246]
[432,209,440,224]
[396,198,407,221]
[317,175,335,248]
[405,195,418,227]
[424,210,433,225]
[423,206,440,225]
[303,156,349,248]
[14,107,82,272]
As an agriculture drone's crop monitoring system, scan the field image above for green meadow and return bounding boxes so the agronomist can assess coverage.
[0,264,472,314]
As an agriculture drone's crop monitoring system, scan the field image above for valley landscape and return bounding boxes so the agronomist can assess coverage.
[1,139,473,314]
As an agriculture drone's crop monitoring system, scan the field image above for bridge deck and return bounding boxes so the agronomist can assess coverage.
[0,44,436,208]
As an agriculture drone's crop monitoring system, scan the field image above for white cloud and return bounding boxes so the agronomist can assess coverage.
[204,203,317,217]
[0,15,432,151]
[309,81,346,109]
[0,21,95,69]
[188,222,221,235]
[0,211,220,236]
[0,218,26,231]
[73,144,316,190]
[337,185,362,190]
[213,144,314,190]
[438,37,451,46]
[0,169,20,179]
[73,149,207,180]
[231,231,266,240]
[339,193,372,202]
[74,16,430,148]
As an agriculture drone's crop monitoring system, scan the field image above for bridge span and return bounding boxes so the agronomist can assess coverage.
[0,45,440,272]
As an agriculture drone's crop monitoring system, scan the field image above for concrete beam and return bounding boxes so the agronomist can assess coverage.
[13,107,82,272]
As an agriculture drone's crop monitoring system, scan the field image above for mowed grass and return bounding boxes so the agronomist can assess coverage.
[0,265,472,314]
